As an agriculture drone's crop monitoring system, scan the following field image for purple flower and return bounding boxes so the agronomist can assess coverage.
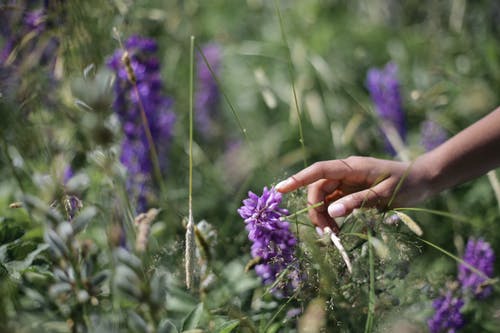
[238,187,300,295]
[107,35,176,213]
[458,238,495,299]
[427,291,465,333]
[421,120,448,152]
[195,43,222,138]
[366,62,406,155]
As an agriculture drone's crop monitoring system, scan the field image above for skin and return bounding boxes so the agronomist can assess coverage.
[276,106,500,231]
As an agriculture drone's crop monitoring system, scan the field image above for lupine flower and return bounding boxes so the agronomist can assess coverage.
[195,43,222,138]
[427,291,465,333]
[366,62,406,155]
[421,120,448,152]
[458,237,495,299]
[238,187,300,295]
[107,35,176,213]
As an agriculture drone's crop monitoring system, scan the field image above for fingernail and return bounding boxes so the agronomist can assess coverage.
[315,227,323,236]
[275,178,291,191]
[328,203,346,218]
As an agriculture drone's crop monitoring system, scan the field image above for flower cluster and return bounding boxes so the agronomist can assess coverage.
[366,62,406,156]
[428,237,495,332]
[107,35,176,213]
[195,43,222,138]
[420,119,448,152]
[458,237,495,298]
[427,292,465,333]
[238,187,300,295]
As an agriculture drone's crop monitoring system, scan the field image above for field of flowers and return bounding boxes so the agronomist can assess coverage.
[1,1,499,332]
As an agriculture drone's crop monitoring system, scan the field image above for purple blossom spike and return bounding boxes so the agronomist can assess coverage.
[421,120,448,152]
[427,291,465,333]
[195,43,222,138]
[107,35,176,213]
[238,187,300,295]
[366,62,406,155]
[458,237,495,299]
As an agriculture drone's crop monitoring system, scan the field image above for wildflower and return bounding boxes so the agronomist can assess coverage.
[366,62,406,155]
[421,119,448,152]
[195,43,222,138]
[458,237,495,299]
[427,291,465,333]
[107,35,176,213]
[237,187,300,295]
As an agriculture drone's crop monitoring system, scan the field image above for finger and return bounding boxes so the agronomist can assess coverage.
[327,181,391,218]
[308,208,339,233]
[307,179,341,232]
[307,179,340,212]
[276,160,355,193]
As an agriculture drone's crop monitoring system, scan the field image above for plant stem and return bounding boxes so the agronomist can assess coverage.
[274,0,307,168]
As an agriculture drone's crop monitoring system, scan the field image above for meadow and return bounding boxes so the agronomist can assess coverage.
[1,1,499,332]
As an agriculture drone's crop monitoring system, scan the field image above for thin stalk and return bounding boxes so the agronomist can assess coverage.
[189,36,195,226]
[274,0,307,167]
[364,230,375,333]
[115,32,167,200]
[418,237,496,282]
[196,44,249,142]
[392,207,468,223]
[263,288,300,332]
[283,201,323,220]
[185,36,196,289]
[131,85,168,197]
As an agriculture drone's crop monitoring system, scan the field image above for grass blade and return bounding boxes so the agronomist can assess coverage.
[274,0,307,167]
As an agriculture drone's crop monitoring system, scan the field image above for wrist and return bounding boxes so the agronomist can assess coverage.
[412,151,444,200]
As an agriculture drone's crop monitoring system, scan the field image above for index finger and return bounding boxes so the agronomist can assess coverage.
[276,160,354,193]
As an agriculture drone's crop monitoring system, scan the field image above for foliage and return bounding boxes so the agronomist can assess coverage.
[1,0,500,332]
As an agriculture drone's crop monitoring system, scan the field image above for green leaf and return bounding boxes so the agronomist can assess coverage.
[22,195,63,225]
[214,320,239,333]
[72,206,98,234]
[0,218,25,244]
[127,311,149,333]
[158,319,179,333]
[4,243,49,279]
[182,303,204,331]
[114,248,143,275]
[45,229,70,258]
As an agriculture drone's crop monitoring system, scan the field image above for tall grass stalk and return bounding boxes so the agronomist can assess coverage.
[418,237,496,283]
[274,0,307,168]
[364,229,375,333]
[185,36,196,289]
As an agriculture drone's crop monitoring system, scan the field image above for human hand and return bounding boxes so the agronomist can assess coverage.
[276,156,431,230]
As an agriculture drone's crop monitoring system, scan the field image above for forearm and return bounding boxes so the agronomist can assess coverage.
[416,106,500,196]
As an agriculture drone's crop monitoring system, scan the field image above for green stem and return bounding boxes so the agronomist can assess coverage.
[132,84,168,199]
[364,230,375,333]
[418,237,495,282]
[392,207,468,223]
[195,44,249,142]
[189,36,195,216]
[274,0,307,167]
[284,201,323,220]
